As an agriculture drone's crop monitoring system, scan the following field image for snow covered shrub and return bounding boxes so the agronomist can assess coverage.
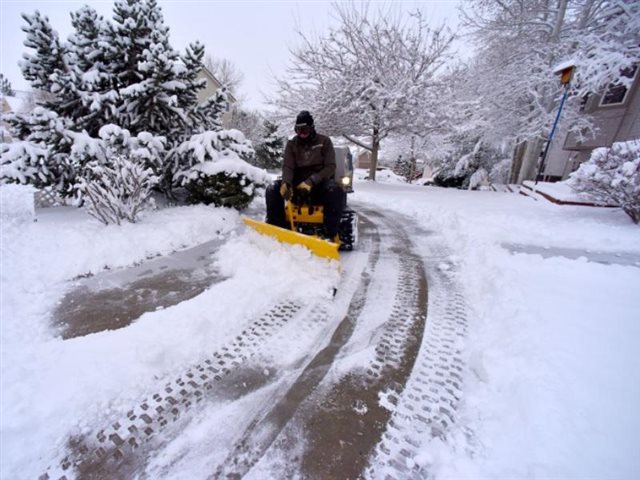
[175,130,267,209]
[468,168,490,190]
[489,158,513,185]
[1,141,50,187]
[433,166,466,188]
[183,167,260,209]
[75,154,158,225]
[568,140,640,224]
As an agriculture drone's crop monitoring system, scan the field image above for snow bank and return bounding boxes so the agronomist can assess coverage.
[0,184,36,224]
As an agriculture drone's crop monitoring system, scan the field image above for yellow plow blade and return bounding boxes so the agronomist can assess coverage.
[242,216,340,261]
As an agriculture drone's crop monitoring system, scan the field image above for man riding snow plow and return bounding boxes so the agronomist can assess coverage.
[243,110,356,260]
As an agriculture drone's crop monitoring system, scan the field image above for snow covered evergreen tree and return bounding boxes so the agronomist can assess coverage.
[3,0,256,215]
[392,155,412,183]
[19,11,68,95]
[0,74,15,96]
[66,5,119,136]
[254,120,284,170]
[568,140,640,224]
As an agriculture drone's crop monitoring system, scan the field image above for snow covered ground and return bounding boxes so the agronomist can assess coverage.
[1,180,639,479]
[353,181,640,479]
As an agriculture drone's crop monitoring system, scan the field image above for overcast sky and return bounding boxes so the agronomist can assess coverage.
[0,0,465,111]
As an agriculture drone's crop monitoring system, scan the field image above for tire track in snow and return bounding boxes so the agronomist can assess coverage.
[364,231,472,479]
[211,213,382,479]
[245,208,429,480]
[41,300,304,480]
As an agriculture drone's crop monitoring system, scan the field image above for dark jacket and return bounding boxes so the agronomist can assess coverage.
[282,133,336,186]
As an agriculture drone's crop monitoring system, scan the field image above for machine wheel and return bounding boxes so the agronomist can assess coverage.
[338,209,357,251]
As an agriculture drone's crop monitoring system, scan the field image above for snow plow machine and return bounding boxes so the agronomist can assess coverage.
[243,146,357,261]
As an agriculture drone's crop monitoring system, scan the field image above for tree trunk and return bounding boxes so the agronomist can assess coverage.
[368,125,380,181]
[509,140,527,184]
[409,136,416,182]
[551,0,568,42]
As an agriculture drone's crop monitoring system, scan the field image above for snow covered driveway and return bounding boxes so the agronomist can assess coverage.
[32,204,468,479]
[3,182,639,479]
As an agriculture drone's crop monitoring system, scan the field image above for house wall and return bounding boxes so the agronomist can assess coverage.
[196,69,234,128]
[542,66,640,180]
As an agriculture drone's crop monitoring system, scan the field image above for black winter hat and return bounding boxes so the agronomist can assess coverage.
[295,110,314,128]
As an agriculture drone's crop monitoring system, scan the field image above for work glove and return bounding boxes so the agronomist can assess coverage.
[279,182,291,200]
[296,180,312,193]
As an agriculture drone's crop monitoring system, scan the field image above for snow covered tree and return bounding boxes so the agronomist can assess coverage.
[568,140,640,224]
[458,0,640,182]
[0,74,15,96]
[272,3,454,181]
[254,120,284,170]
[5,0,259,213]
[19,11,68,94]
[392,155,412,183]
[65,5,119,136]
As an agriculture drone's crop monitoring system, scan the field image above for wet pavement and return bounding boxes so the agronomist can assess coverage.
[503,243,640,268]
[53,239,226,339]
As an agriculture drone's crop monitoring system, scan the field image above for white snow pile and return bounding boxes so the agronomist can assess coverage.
[0,184,36,224]
[353,167,405,183]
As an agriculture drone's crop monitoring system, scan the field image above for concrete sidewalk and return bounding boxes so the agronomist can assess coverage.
[54,238,227,339]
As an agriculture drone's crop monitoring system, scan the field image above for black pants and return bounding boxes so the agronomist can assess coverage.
[266,179,344,238]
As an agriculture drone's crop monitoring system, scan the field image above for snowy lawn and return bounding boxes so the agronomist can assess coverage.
[353,181,640,479]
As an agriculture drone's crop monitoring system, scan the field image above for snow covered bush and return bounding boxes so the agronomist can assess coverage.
[568,140,640,224]
[468,168,490,190]
[174,130,267,209]
[75,154,158,225]
[433,137,503,189]
[183,165,261,209]
[489,158,513,185]
[1,141,50,187]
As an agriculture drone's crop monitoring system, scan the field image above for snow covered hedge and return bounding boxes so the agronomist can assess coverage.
[175,130,266,209]
[568,140,640,224]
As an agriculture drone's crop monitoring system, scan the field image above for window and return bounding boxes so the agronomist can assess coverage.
[600,64,638,106]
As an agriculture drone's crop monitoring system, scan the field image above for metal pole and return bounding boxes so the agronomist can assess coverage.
[535,83,571,184]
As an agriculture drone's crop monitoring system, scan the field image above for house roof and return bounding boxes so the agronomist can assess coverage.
[199,66,237,104]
